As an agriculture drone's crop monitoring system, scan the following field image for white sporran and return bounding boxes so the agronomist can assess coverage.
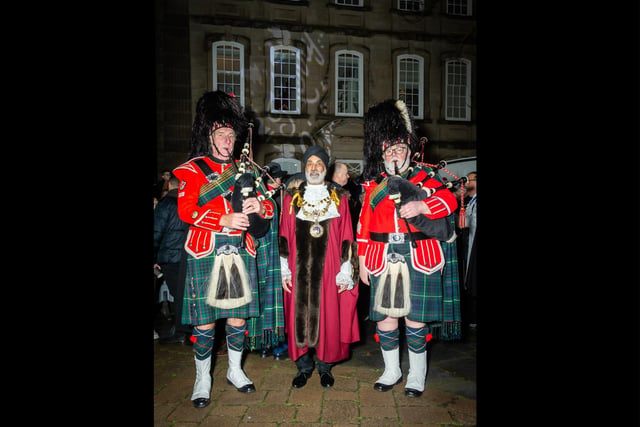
[206,245,252,309]
[373,253,411,317]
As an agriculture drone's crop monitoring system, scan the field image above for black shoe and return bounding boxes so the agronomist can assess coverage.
[226,379,256,393]
[292,372,311,388]
[404,388,423,398]
[272,343,288,360]
[273,351,288,361]
[320,372,334,388]
[373,377,402,392]
[192,397,210,408]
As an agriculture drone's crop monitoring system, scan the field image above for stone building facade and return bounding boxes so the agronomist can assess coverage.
[156,0,476,178]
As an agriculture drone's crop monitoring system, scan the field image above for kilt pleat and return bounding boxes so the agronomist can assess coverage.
[245,220,286,351]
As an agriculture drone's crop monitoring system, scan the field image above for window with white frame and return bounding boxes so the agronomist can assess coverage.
[212,41,244,104]
[398,0,424,12]
[337,159,363,177]
[336,0,363,6]
[445,58,471,121]
[397,55,423,120]
[271,46,301,114]
[335,50,363,117]
[447,0,472,16]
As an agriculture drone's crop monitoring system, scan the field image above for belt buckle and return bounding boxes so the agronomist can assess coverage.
[217,244,239,256]
[388,232,405,244]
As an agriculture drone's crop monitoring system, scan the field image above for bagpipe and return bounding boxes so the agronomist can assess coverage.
[205,123,284,310]
[230,123,284,246]
[386,137,468,246]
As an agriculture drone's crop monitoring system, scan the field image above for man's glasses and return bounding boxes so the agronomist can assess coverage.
[383,145,408,156]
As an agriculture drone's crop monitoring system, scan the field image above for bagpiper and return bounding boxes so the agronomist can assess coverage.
[357,99,462,397]
[173,90,284,408]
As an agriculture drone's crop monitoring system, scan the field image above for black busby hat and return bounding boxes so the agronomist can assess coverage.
[362,99,417,180]
[188,90,249,159]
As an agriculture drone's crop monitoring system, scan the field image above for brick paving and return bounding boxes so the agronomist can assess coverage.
[154,321,477,426]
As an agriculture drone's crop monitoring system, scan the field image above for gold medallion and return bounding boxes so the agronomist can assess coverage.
[309,221,324,238]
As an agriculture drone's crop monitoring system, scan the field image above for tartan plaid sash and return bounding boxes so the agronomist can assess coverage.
[369,178,389,210]
[369,164,443,210]
[196,162,271,208]
[197,163,238,205]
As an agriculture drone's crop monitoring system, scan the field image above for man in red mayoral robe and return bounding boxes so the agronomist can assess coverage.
[279,145,360,389]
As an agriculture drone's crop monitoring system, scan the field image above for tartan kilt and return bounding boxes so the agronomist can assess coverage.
[182,233,260,326]
[368,235,461,340]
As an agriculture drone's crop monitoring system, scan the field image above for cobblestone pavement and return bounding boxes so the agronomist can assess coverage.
[154,320,477,426]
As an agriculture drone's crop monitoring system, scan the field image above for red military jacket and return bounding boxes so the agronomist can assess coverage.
[173,156,275,259]
[356,165,457,276]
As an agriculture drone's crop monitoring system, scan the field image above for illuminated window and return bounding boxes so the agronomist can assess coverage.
[335,50,363,117]
[212,42,244,104]
[445,58,471,121]
[270,46,301,114]
[397,55,423,119]
[447,0,472,16]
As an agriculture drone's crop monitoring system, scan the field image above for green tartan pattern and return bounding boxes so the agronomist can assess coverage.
[369,179,388,209]
[369,164,445,210]
[436,224,462,340]
[245,207,286,351]
[368,216,461,340]
[182,234,260,325]
[197,165,237,205]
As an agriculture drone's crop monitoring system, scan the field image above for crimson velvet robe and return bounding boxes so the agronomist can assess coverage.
[280,184,360,363]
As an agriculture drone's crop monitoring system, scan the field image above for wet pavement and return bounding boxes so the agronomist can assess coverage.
[154,310,477,426]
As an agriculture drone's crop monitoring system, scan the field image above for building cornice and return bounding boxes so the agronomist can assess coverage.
[190,15,476,45]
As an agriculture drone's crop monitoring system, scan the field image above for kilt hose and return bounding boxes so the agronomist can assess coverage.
[368,234,461,340]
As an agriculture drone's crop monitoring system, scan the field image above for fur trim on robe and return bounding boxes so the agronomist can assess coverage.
[293,215,329,347]
[285,182,351,349]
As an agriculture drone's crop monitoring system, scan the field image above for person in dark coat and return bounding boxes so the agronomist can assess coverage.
[330,161,362,238]
[153,169,171,201]
[462,172,477,331]
[264,162,288,215]
[330,162,368,329]
[154,174,190,344]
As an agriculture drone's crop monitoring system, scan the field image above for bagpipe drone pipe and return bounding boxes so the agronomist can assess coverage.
[229,123,282,246]
[387,157,467,244]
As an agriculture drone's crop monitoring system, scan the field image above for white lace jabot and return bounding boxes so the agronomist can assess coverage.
[295,183,340,222]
